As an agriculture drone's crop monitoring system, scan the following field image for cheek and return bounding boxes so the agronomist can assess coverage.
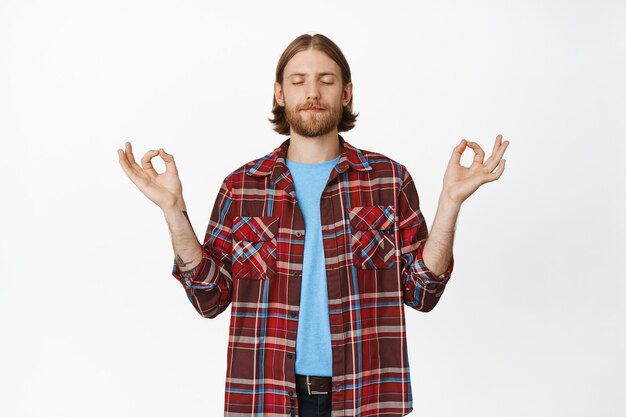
[327,87,344,102]
[282,89,301,105]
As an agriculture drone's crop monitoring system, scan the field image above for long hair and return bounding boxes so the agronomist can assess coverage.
[268,33,358,135]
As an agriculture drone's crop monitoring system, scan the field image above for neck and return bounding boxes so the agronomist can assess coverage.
[286,129,342,163]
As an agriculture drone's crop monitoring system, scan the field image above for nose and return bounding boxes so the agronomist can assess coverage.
[306,81,320,101]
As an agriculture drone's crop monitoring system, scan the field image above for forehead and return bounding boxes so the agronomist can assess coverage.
[283,48,340,77]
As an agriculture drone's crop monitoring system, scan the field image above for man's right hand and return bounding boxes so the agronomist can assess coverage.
[117,141,184,210]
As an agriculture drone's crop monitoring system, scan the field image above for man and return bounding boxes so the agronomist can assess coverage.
[118,33,509,417]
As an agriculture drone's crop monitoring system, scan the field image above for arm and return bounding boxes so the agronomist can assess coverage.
[421,134,510,277]
[397,168,455,312]
[400,134,510,311]
[117,143,235,318]
[421,193,459,276]
[164,200,202,278]
[167,178,235,319]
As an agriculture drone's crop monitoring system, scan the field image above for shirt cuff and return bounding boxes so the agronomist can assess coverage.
[171,248,213,289]
[415,240,454,283]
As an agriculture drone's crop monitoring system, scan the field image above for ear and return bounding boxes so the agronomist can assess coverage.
[342,81,353,106]
[274,81,285,106]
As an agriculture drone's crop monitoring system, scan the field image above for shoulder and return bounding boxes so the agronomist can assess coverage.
[352,144,411,185]
[220,150,275,189]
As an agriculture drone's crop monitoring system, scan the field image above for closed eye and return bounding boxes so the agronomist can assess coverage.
[291,81,334,86]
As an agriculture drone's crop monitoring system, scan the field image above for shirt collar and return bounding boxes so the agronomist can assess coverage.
[245,134,372,179]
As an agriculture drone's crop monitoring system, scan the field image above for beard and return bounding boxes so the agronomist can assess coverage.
[283,98,343,138]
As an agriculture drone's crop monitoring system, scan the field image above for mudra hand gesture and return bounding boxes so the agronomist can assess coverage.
[117,142,183,210]
[442,134,510,205]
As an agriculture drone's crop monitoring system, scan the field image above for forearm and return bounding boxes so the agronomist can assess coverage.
[163,199,203,278]
[422,192,460,275]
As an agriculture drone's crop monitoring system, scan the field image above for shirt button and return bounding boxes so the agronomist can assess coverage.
[295,231,302,237]
[292,272,300,278]
[287,352,293,359]
[289,311,296,318]
[288,390,294,397]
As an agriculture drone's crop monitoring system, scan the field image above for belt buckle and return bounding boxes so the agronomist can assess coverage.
[306,375,329,395]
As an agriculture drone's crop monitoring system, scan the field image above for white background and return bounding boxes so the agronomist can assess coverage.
[1,0,625,416]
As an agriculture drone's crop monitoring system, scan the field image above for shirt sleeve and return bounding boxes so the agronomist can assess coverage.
[397,166,454,312]
[171,177,234,318]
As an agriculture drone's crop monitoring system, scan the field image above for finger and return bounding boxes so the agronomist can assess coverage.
[159,148,179,175]
[118,148,143,183]
[490,134,502,156]
[485,138,510,172]
[485,134,503,164]
[125,141,138,165]
[450,139,468,165]
[140,150,160,176]
[123,141,143,172]
[485,159,506,183]
[466,141,485,165]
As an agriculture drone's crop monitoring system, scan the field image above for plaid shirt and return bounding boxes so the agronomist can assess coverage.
[171,135,455,417]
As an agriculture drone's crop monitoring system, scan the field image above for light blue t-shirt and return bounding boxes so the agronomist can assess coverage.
[285,155,340,377]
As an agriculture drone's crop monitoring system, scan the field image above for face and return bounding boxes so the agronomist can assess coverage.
[274,48,352,138]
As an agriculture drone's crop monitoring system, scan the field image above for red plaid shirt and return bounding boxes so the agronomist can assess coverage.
[172,135,455,417]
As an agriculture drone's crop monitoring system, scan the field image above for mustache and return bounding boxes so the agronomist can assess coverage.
[297,102,325,110]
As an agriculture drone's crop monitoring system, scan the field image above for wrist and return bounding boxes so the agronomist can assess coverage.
[163,198,187,216]
[438,191,462,212]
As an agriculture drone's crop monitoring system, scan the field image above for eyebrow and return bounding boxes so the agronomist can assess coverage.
[287,72,337,78]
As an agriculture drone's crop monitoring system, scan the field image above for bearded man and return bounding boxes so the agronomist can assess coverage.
[118,33,509,417]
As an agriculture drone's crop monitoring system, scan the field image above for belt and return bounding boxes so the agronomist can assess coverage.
[295,374,332,395]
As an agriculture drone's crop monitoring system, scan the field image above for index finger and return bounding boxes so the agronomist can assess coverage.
[450,139,469,165]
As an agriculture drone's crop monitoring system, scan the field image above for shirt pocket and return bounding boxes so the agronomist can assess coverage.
[231,216,279,280]
[348,205,396,270]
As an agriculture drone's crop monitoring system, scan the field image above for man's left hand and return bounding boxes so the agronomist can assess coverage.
[441,134,510,205]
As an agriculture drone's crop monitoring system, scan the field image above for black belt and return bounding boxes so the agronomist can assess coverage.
[295,374,332,395]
